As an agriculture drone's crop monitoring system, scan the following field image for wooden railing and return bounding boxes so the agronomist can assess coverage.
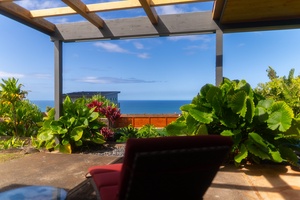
[114,114,180,128]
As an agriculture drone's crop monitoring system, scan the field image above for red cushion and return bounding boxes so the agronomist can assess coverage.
[99,185,119,200]
[88,163,122,176]
[92,171,120,188]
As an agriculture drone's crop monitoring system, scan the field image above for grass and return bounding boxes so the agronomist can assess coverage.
[0,152,26,163]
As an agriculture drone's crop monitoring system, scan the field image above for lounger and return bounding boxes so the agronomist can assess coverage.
[87,135,233,200]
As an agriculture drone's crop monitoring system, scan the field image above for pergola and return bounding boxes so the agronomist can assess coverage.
[1,0,300,119]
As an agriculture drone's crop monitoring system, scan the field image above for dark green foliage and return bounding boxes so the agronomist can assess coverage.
[166,78,300,166]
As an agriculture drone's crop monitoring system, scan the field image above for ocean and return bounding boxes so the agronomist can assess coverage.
[31,100,191,114]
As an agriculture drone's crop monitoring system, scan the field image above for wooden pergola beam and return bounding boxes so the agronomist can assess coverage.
[62,0,104,28]
[30,0,213,18]
[139,0,159,24]
[0,2,55,35]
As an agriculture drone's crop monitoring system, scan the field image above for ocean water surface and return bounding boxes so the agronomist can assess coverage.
[31,100,191,114]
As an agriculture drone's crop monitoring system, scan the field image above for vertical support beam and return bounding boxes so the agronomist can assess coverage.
[216,29,223,86]
[54,40,63,120]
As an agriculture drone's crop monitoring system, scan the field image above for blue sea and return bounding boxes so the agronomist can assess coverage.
[31,100,191,114]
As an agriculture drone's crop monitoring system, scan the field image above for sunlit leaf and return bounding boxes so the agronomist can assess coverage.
[234,144,248,164]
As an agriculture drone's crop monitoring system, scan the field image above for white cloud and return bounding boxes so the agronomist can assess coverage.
[134,42,144,50]
[94,42,128,53]
[0,71,24,78]
[78,76,155,84]
[168,35,212,42]
[156,5,184,15]
[33,73,52,79]
[17,0,63,10]
[184,44,209,50]
[137,53,150,59]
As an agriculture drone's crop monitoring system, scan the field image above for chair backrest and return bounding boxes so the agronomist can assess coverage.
[118,135,233,200]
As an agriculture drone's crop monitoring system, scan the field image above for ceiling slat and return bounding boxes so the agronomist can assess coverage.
[139,0,158,24]
[62,0,104,28]
[0,2,55,34]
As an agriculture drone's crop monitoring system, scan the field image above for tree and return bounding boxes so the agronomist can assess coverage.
[255,67,300,116]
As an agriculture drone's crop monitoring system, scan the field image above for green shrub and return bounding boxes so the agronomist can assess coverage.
[166,78,300,166]
[0,136,27,150]
[116,124,166,142]
[255,67,300,116]
[115,125,139,142]
[33,96,107,153]
[0,78,43,137]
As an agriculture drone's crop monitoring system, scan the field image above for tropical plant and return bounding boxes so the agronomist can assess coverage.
[0,78,28,136]
[115,124,164,142]
[166,78,300,166]
[136,124,160,138]
[0,136,27,150]
[115,125,139,142]
[87,99,121,127]
[33,96,106,153]
[0,78,43,137]
[255,67,300,116]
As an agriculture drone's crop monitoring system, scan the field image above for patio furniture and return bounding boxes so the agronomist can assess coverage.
[87,135,233,200]
[0,185,67,200]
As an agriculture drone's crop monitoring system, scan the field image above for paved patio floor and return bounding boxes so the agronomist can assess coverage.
[0,152,299,200]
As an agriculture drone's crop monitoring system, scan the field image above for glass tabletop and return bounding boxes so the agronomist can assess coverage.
[0,185,67,200]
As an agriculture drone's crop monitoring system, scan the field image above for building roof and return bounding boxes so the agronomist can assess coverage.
[64,91,120,97]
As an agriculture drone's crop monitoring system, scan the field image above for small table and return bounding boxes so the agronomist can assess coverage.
[0,185,67,200]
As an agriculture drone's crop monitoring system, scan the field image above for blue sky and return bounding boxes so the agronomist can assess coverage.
[1,1,300,101]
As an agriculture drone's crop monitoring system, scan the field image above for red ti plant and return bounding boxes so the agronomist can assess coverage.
[87,100,121,127]
[100,127,114,140]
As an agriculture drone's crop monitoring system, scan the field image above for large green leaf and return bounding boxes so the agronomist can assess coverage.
[206,86,221,104]
[248,132,269,152]
[189,108,213,124]
[254,106,269,122]
[267,101,294,132]
[245,98,255,123]
[269,149,283,163]
[278,146,299,166]
[234,144,248,164]
[221,130,234,136]
[194,124,208,135]
[37,129,54,141]
[91,137,106,144]
[89,112,99,122]
[228,91,247,116]
[220,108,239,128]
[166,120,188,136]
[245,133,271,160]
[180,104,196,112]
[70,127,84,141]
[59,143,72,154]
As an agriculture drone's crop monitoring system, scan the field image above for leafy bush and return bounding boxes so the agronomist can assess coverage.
[0,136,27,150]
[0,78,43,137]
[115,124,139,142]
[33,96,106,153]
[255,67,300,116]
[166,78,300,166]
[115,124,166,142]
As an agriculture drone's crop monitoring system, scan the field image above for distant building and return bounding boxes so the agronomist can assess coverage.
[64,91,120,105]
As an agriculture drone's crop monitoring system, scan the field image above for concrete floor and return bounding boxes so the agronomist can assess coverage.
[0,152,299,200]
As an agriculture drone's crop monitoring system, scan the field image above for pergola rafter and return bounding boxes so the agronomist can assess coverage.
[1,0,300,118]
